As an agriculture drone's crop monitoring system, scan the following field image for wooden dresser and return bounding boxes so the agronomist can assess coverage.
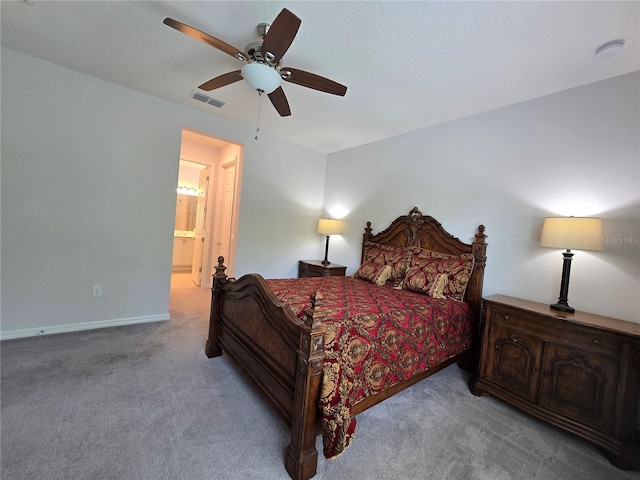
[298,260,346,278]
[470,294,640,469]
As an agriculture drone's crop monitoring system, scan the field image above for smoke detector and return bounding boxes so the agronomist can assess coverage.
[595,40,625,58]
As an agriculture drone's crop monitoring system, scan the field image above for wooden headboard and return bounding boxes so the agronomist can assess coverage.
[361,207,488,321]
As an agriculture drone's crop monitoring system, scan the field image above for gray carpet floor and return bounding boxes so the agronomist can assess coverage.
[1,284,638,480]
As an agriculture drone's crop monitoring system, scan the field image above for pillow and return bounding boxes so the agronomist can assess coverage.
[352,260,393,286]
[406,248,475,301]
[402,269,448,298]
[362,242,408,284]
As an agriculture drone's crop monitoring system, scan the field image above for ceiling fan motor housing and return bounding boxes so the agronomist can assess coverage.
[244,40,264,60]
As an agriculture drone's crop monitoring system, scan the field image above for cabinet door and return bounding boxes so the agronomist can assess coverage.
[184,238,194,266]
[485,324,543,402]
[172,238,183,266]
[538,344,617,433]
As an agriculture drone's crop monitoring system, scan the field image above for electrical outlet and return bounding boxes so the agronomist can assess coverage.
[92,285,102,297]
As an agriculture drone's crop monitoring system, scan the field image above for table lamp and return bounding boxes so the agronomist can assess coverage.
[540,216,602,313]
[317,219,345,265]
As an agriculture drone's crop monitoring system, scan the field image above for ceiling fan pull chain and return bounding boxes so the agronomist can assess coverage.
[255,90,263,140]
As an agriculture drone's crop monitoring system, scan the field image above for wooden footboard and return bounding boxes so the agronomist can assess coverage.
[206,257,326,480]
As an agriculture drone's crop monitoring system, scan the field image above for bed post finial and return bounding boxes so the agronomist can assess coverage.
[362,222,373,265]
[304,292,325,329]
[363,221,373,242]
[214,256,227,279]
[475,225,487,246]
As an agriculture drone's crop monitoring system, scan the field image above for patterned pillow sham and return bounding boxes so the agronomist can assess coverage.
[352,260,393,286]
[405,247,475,301]
[362,242,408,284]
[402,269,448,298]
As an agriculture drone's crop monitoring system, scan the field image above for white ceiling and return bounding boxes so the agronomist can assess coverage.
[2,1,638,154]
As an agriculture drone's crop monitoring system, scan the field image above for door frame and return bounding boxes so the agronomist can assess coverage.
[178,129,243,288]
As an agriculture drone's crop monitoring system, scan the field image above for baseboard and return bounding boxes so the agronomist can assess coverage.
[0,313,169,341]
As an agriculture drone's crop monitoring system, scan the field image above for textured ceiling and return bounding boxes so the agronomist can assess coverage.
[2,1,638,153]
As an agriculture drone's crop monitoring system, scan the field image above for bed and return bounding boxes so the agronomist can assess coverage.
[205,207,487,480]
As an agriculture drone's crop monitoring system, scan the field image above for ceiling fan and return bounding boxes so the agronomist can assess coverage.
[163,8,347,117]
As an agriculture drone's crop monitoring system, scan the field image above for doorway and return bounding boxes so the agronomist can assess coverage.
[171,129,243,289]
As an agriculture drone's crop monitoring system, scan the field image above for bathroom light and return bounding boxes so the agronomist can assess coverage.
[176,185,199,196]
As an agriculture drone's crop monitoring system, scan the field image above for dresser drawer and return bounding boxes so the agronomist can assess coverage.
[489,305,620,357]
[558,328,620,357]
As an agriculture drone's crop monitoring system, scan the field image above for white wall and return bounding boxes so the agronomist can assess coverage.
[0,48,327,338]
[324,72,640,323]
[3,47,636,339]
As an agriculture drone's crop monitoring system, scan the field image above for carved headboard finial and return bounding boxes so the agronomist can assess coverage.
[406,207,425,246]
[409,207,423,217]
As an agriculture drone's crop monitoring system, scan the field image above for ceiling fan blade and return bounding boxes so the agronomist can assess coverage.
[260,9,301,63]
[281,68,347,96]
[268,87,291,117]
[163,18,247,61]
[198,71,243,91]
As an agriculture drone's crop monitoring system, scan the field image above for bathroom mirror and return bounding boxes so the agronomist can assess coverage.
[175,194,198,231]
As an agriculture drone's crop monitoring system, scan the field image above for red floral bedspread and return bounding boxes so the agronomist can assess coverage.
[266,276,473,459]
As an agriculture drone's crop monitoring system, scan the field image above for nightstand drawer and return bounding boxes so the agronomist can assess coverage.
[298,260,346,278]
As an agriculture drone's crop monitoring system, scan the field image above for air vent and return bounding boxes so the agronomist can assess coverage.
[189,90,225,108]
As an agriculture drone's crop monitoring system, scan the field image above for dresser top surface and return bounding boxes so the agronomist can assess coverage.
[485,294,640,338]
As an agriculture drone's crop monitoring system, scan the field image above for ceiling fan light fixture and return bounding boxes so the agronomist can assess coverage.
[241,63,281,94]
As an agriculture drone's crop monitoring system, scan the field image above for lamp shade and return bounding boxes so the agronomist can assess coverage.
[241,63,282,94]
[317,219,345,236]
[540,217,602,251]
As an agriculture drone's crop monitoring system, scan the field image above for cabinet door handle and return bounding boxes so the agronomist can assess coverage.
[504,315,510,320]
[592,337,600,345]
[531,366,537,373]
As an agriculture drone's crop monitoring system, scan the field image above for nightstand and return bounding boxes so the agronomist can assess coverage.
[298,260,346,278]
[470,294,640,470]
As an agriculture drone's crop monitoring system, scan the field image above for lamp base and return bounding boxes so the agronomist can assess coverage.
[322,235,331,266]
[550,302,575,313]
[550,249,575,314]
